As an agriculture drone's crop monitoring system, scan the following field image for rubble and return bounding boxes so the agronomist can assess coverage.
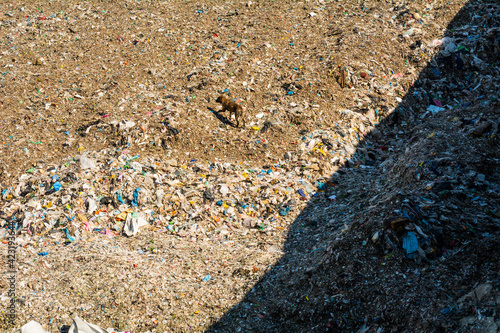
[0,0,499,332]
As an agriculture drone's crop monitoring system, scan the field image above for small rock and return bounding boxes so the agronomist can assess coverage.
[483,317,498,333]
[460,316,476,327]
[371,127,382,139]
[474,283,492,301]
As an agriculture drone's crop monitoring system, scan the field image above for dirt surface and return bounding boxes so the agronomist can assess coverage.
[0,0,461,179]
[1,0,499,332]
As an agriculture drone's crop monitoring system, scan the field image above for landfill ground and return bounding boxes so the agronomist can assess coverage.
[1,0,499,332]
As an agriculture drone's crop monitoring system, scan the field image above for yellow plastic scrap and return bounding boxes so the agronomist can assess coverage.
[313,143,326,156]
[116,209,132,221]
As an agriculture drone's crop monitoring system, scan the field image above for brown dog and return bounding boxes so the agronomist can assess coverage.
[215,95,245,128]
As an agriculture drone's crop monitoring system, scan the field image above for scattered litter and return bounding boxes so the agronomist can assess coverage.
[1,0,498,332]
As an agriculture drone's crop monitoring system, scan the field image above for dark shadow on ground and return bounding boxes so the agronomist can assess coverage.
[207,2,500,332]
[208,106,238,127]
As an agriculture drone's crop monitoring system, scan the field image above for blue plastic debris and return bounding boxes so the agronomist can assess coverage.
[441,307,454,315]
[279,207,291,216]
[431,68,441,77]
[62,228,75,242]
[116,191,125,204]
[202,274,211,282]
[402,232,418,258]
[132,188,140,207]
[52,181,61,192]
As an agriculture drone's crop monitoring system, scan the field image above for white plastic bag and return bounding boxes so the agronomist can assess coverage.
[67,316,107,333]
[123,212,148,237]
[87,198,98,214]
[19,321,47,333]
[80,156,97,170]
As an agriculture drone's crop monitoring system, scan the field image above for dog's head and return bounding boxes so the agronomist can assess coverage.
[215,96,223,103]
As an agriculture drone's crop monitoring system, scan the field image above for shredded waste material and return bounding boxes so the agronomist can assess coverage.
[0,0,499,332]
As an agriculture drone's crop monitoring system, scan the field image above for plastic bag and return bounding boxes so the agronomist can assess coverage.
[123,212,148,237]
[19,321,48,333]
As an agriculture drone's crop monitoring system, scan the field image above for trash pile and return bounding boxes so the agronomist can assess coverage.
[205,1,500,332]
[0,0,499,332]
[212,101,499,332]
[0,149,331,241]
